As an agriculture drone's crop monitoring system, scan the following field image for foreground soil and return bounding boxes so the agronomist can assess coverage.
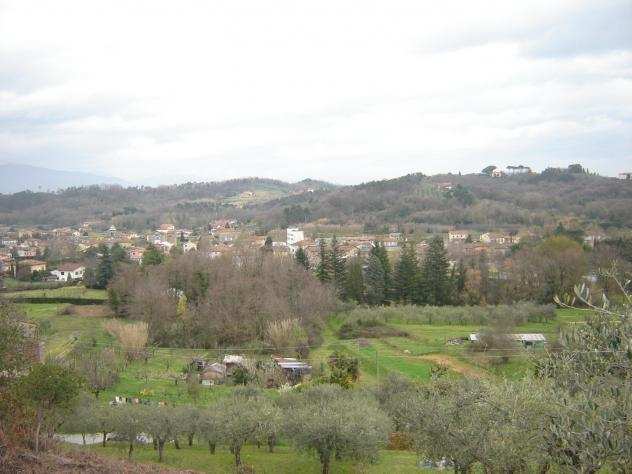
[0,448,198,474]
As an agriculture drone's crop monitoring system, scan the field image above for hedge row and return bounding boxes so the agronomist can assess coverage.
[4,297,105,305]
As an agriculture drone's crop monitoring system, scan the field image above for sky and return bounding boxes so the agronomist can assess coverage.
[1,0,631,185]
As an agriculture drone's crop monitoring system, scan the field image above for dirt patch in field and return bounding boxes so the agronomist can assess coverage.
[420,354,486,378]
[66,305,112,318]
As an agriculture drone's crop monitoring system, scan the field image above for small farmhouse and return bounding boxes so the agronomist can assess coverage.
[273,356,311,384]
[51,263,85,282]
[469,333,546,348]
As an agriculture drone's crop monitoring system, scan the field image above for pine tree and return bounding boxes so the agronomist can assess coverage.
[96,245,113,289]
[110,243,128,265]
[370,242,392,303]
[365,254,386,305]
[295,247,310,270]
[419,237,452,305]
[315,240,331,283]
[393,242,419,304]
[344,257,365,303]
[330,236,347,294]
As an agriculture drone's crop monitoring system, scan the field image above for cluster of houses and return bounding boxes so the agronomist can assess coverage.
[0,215,614,287]
[191,354,312,387]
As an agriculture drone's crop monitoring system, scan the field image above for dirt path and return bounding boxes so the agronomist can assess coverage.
[419,354,487,378]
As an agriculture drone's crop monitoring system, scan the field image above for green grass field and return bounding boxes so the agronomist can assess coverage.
[20,303,113,357]
[82,443,426,474]
[19,299,589,405]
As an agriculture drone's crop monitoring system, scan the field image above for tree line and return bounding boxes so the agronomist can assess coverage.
[107,251,339,349]
[308,236,472,306]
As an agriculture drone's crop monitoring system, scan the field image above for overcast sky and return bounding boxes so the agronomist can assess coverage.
[1,0,631,185]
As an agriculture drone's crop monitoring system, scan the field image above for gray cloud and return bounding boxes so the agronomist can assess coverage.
[0,0,631,184]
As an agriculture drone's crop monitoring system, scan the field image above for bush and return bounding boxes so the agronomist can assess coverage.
[338,318,409,339]
[342,302,556,327]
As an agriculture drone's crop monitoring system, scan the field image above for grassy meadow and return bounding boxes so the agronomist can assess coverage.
[81,443,427,474]
[17,294,589,404]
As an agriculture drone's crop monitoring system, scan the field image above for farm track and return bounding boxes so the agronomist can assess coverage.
[418,354,487,378]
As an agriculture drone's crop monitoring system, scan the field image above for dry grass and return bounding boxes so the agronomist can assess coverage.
[103,320,148,361]
[265,318,305,354]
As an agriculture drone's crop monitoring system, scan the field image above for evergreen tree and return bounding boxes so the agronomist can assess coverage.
[370,242,392,303]
[315,240,331,283]
[142,244,165,268]
[262,236,274,253]
[330,236,346,293]
[365,254,386,305]
[344,257,365,303]
[110,243,129,265]
[393,242,419,304]
[295,247,310,270]
[96,245,113,289]
[419,237,452,305]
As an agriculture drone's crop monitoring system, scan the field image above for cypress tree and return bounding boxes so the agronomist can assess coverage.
[330,236,347,294]
[344,257,365,303]
[96,244,113,289]
[419,237,452,305]
[365,254,386,305]
[370,242,392,303]
[295,247,310,270]
[393,242,419,304]
[454,260,467,304]
[315,239,331,283]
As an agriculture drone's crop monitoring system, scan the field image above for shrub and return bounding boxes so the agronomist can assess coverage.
[338,318,408,339]
[342,302,555,327]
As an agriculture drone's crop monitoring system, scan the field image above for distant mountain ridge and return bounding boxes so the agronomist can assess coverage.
[0,163,129,194]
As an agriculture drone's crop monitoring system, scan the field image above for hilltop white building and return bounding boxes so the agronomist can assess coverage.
[286,228,305,246]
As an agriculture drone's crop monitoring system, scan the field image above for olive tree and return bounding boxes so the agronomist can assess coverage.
[90,405,117,448]
[145,405,179,462]
[408,378,484,474]
[215,393,279,467]
[198,407,222,454]
[61,393,99,446]
[284,384,391,474]
[539,281,632,472]
[112,404,148,459]
[175,404,200,447]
